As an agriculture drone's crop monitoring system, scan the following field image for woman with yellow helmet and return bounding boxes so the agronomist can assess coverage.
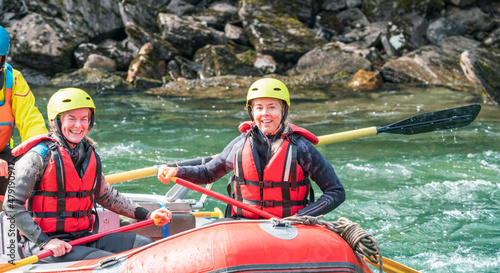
[158,78,345,219]
[4,88,171,262]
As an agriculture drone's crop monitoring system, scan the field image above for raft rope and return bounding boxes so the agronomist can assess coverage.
[274,216,383,273]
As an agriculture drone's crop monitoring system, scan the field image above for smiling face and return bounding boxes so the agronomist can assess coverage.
[60,108,91,146]
[251,97,283,135]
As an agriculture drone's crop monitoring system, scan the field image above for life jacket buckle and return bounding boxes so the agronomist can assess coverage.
[260,181,273,188]
[72,211,87,218]
[75,191,85,198]
[262,200,274,207]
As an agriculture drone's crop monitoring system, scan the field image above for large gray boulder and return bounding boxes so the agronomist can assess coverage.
[53,0,123,39]
[6,13,79,74]
[448,7,497,38]
[157,13,213,57]
[337,21,387,48]
[194,45,261,78]
[460,49,500,104]
[74,39,136,71]
[119,1,160,33]
[125,23,179,62]
[194,2,241,30]
[289,42,372,85]
[50,68,133,91]
[361,0,444,22]
[238,0,327,71]
[426,18,468,45]
[386,13,429,55]
[381,36,476,91]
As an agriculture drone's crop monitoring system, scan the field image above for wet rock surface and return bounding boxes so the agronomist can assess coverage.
[1,0,499,103]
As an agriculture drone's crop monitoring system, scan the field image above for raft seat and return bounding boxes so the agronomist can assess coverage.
[117,202,196,240]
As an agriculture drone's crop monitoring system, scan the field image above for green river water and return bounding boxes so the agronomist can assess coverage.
[22,85,499,273]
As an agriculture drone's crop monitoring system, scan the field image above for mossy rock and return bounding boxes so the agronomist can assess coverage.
[50,68,134,91]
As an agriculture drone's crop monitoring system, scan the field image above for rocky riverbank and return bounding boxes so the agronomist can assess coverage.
[1,0,499,104]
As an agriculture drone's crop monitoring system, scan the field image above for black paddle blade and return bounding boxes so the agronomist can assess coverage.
[377,104,481,135]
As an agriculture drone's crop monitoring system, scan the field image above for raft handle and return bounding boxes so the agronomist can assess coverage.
[99,257,120,268]
[271,218,291,228]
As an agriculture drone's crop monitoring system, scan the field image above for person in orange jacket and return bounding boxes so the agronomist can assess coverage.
[0,25,48,208]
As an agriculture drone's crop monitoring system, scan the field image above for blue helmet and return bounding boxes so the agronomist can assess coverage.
[0,26,10,56]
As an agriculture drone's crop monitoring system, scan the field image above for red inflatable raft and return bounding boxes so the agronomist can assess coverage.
[14,220,373,273]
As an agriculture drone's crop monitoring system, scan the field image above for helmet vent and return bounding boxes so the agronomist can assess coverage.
[86,97,91,100]
[251,88,258,91]
[62,99,72,103]
[274,88,281,91]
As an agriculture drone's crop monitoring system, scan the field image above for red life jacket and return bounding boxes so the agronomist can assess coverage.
[230,122,318,219]
[13,134,101,234]
[0,64,14,150]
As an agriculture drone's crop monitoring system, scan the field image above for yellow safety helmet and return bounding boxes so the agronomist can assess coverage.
[47,88,95,130]
[246,78,290,107]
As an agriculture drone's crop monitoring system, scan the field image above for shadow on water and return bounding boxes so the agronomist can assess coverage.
[23,85,500,273]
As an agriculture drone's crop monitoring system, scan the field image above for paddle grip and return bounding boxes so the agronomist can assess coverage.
[105,156,213,184]
[316,127,378,145]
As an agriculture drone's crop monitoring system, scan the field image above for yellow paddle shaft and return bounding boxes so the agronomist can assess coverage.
[364,256,421,273]
[104,127,378,184]
[316,127,378,146]
[0,255,39,272]
[106,166,157,184]
[191,208,223,219]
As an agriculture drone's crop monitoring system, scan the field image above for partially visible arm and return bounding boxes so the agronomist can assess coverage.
[10,69,48,142]
[296,138,346,216]
[3,151,51,247]
[0,158,7,178]
[176,134,246,184]
[97,174,151,220]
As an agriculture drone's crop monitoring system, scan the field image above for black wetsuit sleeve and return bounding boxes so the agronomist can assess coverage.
[176,134,246,184]
[295,137,345,216]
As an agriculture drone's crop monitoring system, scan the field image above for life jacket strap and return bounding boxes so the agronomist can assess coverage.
[234,178,310,188]
[31,210,92,219]
[240,198,307,208]
[33,190,94,198]
[234,147,244,217]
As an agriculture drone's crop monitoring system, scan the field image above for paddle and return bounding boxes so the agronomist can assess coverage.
[170,176,276,218]
[169,176,420,273]
[364,256,420,273]
[106,156,213,184]
[0,217,162,272]
[105,104,481,184]
[316,104,481,145]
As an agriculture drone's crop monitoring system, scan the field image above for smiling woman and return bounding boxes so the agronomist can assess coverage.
[158,77,346,220]
[3,87,171,264]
